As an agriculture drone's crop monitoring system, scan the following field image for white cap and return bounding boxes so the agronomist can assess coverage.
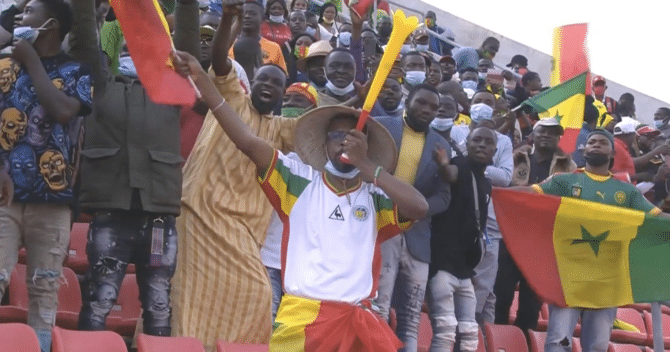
[613,117,640,136]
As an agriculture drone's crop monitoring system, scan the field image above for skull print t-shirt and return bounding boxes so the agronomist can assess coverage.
[0,53,92,203]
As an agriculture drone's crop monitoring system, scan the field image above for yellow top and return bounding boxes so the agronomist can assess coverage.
[395,121,426,185]
[172,66,297,349]
[454,113,472,125]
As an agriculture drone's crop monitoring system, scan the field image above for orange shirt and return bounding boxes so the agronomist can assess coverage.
[612,137,636,181]
[229,37,288,74]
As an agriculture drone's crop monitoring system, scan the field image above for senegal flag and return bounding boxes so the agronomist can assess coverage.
[110,0,196,106]
[522,72,587,154]
[493,189,670,309]
[550,23,591,91]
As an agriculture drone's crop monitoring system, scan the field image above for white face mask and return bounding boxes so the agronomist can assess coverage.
[324,159,360,179]
[13,18,54,44]
[325,80,355,96]
[404,71,426,86]
[305,26,317,36]
[118,56,138,78]
[430,117,454,131]
[400,44,412,55]
[478,71,487,80]
[269,14,285,23]
[470,103,494,124]
[338,32,352,47]
[503,78,517,90]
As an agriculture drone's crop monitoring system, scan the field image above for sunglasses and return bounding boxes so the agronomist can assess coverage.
[327,131,348,142]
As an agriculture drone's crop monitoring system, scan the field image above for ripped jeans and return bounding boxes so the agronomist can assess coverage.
[374,234,429,352]
[77,211,177,336]
[0,203,71,352]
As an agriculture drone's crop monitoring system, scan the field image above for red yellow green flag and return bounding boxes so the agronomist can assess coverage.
[109,0,195,106]
[550,23,591,91]
[522,72,587,154]
[493,189,670,308]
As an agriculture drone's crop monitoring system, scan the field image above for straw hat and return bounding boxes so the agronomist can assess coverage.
[294,106,398,174]
[296,40,333,73]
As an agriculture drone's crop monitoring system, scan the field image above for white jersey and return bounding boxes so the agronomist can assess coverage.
[258,151,411,304]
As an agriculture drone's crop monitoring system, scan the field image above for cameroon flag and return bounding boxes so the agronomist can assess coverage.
[493,189,670,309]
[522,72,587,154]
[110,0,196,106]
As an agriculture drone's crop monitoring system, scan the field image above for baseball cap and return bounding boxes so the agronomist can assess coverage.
[613,117,640,135]
[506,54,528,68]
[592,75,606,84]
[635,124,662,137]
[533,117,564,135]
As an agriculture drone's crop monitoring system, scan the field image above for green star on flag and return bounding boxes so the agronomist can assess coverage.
[571,226,609,256]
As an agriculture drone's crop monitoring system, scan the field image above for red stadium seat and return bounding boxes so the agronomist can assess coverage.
[216,340,269,352]
[137,334,205,352]
[623,303,670,316]
[610,308,649,346]
[51,326,128,352]
[18,248,26,265]
[642,311,670,348]
[484,323,528,352]
[418,312,432,352]
[608,343,644,352]
[536,303,549,331]
[108,274,141,336]
[528,330,546,352]
[573,338,582,352]
[5,264,81,329]
[0,323,40,351]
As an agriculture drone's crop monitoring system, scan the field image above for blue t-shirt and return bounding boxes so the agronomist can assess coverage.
[0,53,92,203]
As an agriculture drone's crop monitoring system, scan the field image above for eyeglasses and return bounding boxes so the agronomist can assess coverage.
[327,131,348,142]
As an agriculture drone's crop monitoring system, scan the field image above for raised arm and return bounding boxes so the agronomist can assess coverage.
[349,10,365,84]
[345,130,429,220]
[12,41,83,124]
[174,50,274,171]
[69,0,107,93]
[172,0,201,58]
[211,0,244,76]
[433,145,458,184]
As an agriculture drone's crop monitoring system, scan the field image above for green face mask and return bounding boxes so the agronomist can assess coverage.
[281,107,307,118]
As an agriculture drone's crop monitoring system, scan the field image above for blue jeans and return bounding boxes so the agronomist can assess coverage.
[545,305,616,352]
[78,211,178,336]
[472,238,499,326]
[266,266,282,323]
[375,234,429,352]
[426,271,479,352]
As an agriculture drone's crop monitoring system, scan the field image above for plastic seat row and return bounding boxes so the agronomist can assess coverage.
[0,264,141,336]
[17,222,135,274]
[0,324,269,352]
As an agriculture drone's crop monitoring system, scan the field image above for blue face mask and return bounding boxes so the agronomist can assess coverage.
[306,26,317,36]
[400,44,412,55]
[118,56,138,78]
[461,80,478,91]
[655,119,666,129]
[325,80,355,96]
[12,18,54,43]
[404,71,426,86]
[338,32,352,47]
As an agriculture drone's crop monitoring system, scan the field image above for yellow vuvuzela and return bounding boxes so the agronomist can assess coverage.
[363,11,419,111]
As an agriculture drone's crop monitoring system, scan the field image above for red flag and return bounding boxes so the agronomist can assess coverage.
[110,0,195,106]
[550,23,591,95]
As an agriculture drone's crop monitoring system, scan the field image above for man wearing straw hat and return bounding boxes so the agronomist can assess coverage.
[173,48,430,352]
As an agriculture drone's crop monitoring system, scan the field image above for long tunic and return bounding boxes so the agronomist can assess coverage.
[171,66,296,350]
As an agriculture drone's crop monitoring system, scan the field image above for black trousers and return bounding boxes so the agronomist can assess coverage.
[77,211,177,336]
[493,242,542,331]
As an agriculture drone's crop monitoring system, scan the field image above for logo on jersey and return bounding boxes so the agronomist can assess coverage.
[353,205,369,221]
[571,186,581,197]
[329,205,345,221]
[614,191,626,205]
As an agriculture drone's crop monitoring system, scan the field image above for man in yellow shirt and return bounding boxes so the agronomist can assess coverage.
[374,83,452,351]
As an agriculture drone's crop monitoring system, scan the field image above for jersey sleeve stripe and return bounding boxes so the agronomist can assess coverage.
[258,150,312,217]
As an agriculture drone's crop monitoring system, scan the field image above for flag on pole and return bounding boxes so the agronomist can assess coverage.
[109,0,196,106]
[522,72,587,154]
[492,188,670,309]
[550,23,591,93]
